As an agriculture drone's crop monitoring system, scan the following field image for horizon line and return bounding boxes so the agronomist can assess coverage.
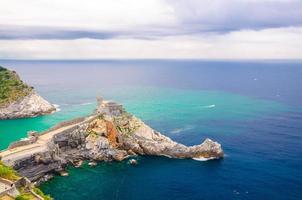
[1,58,302,62]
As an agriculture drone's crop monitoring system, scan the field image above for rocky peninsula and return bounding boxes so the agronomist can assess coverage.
[0,66,56,119]
[0,97,223,186]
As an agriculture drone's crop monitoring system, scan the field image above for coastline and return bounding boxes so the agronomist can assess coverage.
[0,98,223,188]
[0,66,56,120]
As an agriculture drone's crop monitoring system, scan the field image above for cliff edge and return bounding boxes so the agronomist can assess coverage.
[0,66,56,119]
[0,97,223,183]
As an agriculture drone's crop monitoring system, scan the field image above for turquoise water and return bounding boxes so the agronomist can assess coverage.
[0,60,302,200]
[0,98,95,149]
[0,86,288,149]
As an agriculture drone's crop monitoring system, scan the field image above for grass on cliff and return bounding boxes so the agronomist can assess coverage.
[33,187,53,200]
[15,193,36,200]
[0,161,52,200]
[114,114,142,137]
[15,187,52,200]
[0,161,20,181]
[0,66,32,107]
[15,186,53,200]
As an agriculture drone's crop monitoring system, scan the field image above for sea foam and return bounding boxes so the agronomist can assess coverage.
[170,126,194,134]
[192,157,216,161]
[79,102,93,106]
[53,104,61,112]
[203,104,216,108]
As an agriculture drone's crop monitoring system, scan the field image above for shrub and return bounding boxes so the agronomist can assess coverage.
[0,66,32,107]
[33,187,53,200]
[15,193,35,200]
[0,161,20,181]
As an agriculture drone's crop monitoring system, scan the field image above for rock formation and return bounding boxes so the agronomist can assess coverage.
[0,66,56,119]
[0,91,56,119]
[0,98,223,184]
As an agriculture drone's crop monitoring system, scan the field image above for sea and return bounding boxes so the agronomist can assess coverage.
[0,60,301,200]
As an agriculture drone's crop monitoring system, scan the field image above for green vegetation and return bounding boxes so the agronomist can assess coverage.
[98,114,105,120]
[14,187,53,200]
[87,130,100,140]
[15,193,36,200]
[114,113,141,137]
[0,161,20,181]
[0,66,32,107]
[0,161,52,200]
[33,187,53,200]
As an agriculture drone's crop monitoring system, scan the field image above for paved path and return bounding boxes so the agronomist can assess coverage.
[0,181,8,193]
[0,178,19,198]
[0,116,95,166]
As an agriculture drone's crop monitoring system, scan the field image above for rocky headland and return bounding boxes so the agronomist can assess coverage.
[0,97,223,185]
[0,66,56,119]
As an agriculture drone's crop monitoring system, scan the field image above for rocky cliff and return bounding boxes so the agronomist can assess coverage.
[0,98,223,183]
[0,66,56,119]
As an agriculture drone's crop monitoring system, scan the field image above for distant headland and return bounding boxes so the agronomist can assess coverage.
[0,66,56,119]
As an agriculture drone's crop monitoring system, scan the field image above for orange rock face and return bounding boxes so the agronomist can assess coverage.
[106,121,118,147]
[87,118,119,147]
[88,119,106,135]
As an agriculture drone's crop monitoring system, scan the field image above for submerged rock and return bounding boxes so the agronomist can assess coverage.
[88,161,97,167]
[59,171,69,176]
[73,160,83,168]
[129,159,138,165]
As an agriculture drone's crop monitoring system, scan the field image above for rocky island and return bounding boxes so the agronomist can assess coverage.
[0,97,223,178]
[0,97,223,199]
[0,66,56,119]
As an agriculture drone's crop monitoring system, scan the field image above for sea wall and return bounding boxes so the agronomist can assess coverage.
[8,132,38,149]
[40,116,88,136]
[12,123,90,182]
[1,99,223,184]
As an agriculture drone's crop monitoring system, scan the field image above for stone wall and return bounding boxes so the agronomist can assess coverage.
[2,116,95,152]
[53,123,88,149]
[8,132,38,149]
[8,139,33,150]
[11,122,91,182]
[40,116,88,136]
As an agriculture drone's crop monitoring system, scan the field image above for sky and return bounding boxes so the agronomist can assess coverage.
[0,0,302,59]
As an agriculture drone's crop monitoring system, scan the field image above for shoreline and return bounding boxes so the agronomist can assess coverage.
[0,98,223,198]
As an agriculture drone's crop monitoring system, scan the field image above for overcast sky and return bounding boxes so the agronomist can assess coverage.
[0,0,302,59]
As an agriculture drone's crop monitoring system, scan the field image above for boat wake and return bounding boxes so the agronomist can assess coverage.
[202,104,216,108]
[170,126,194,134]
[79,102,93,106]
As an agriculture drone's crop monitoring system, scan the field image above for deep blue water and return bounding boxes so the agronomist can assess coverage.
[0,60,302,200]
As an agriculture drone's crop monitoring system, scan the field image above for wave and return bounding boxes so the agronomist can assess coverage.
[53,104,61,112]
[79,102,93,106]
[170,126,194,134]
[53,102,92,108]
[192,157,216,161]
[202,104,215,108]
[170,128,183,134]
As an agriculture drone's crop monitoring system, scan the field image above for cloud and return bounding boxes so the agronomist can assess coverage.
[0,0,176,30]
[167,0,302,31]
[0,27,301,59]
[1,0,302,40]
[0,26,117,40]
[0,0,302,58]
